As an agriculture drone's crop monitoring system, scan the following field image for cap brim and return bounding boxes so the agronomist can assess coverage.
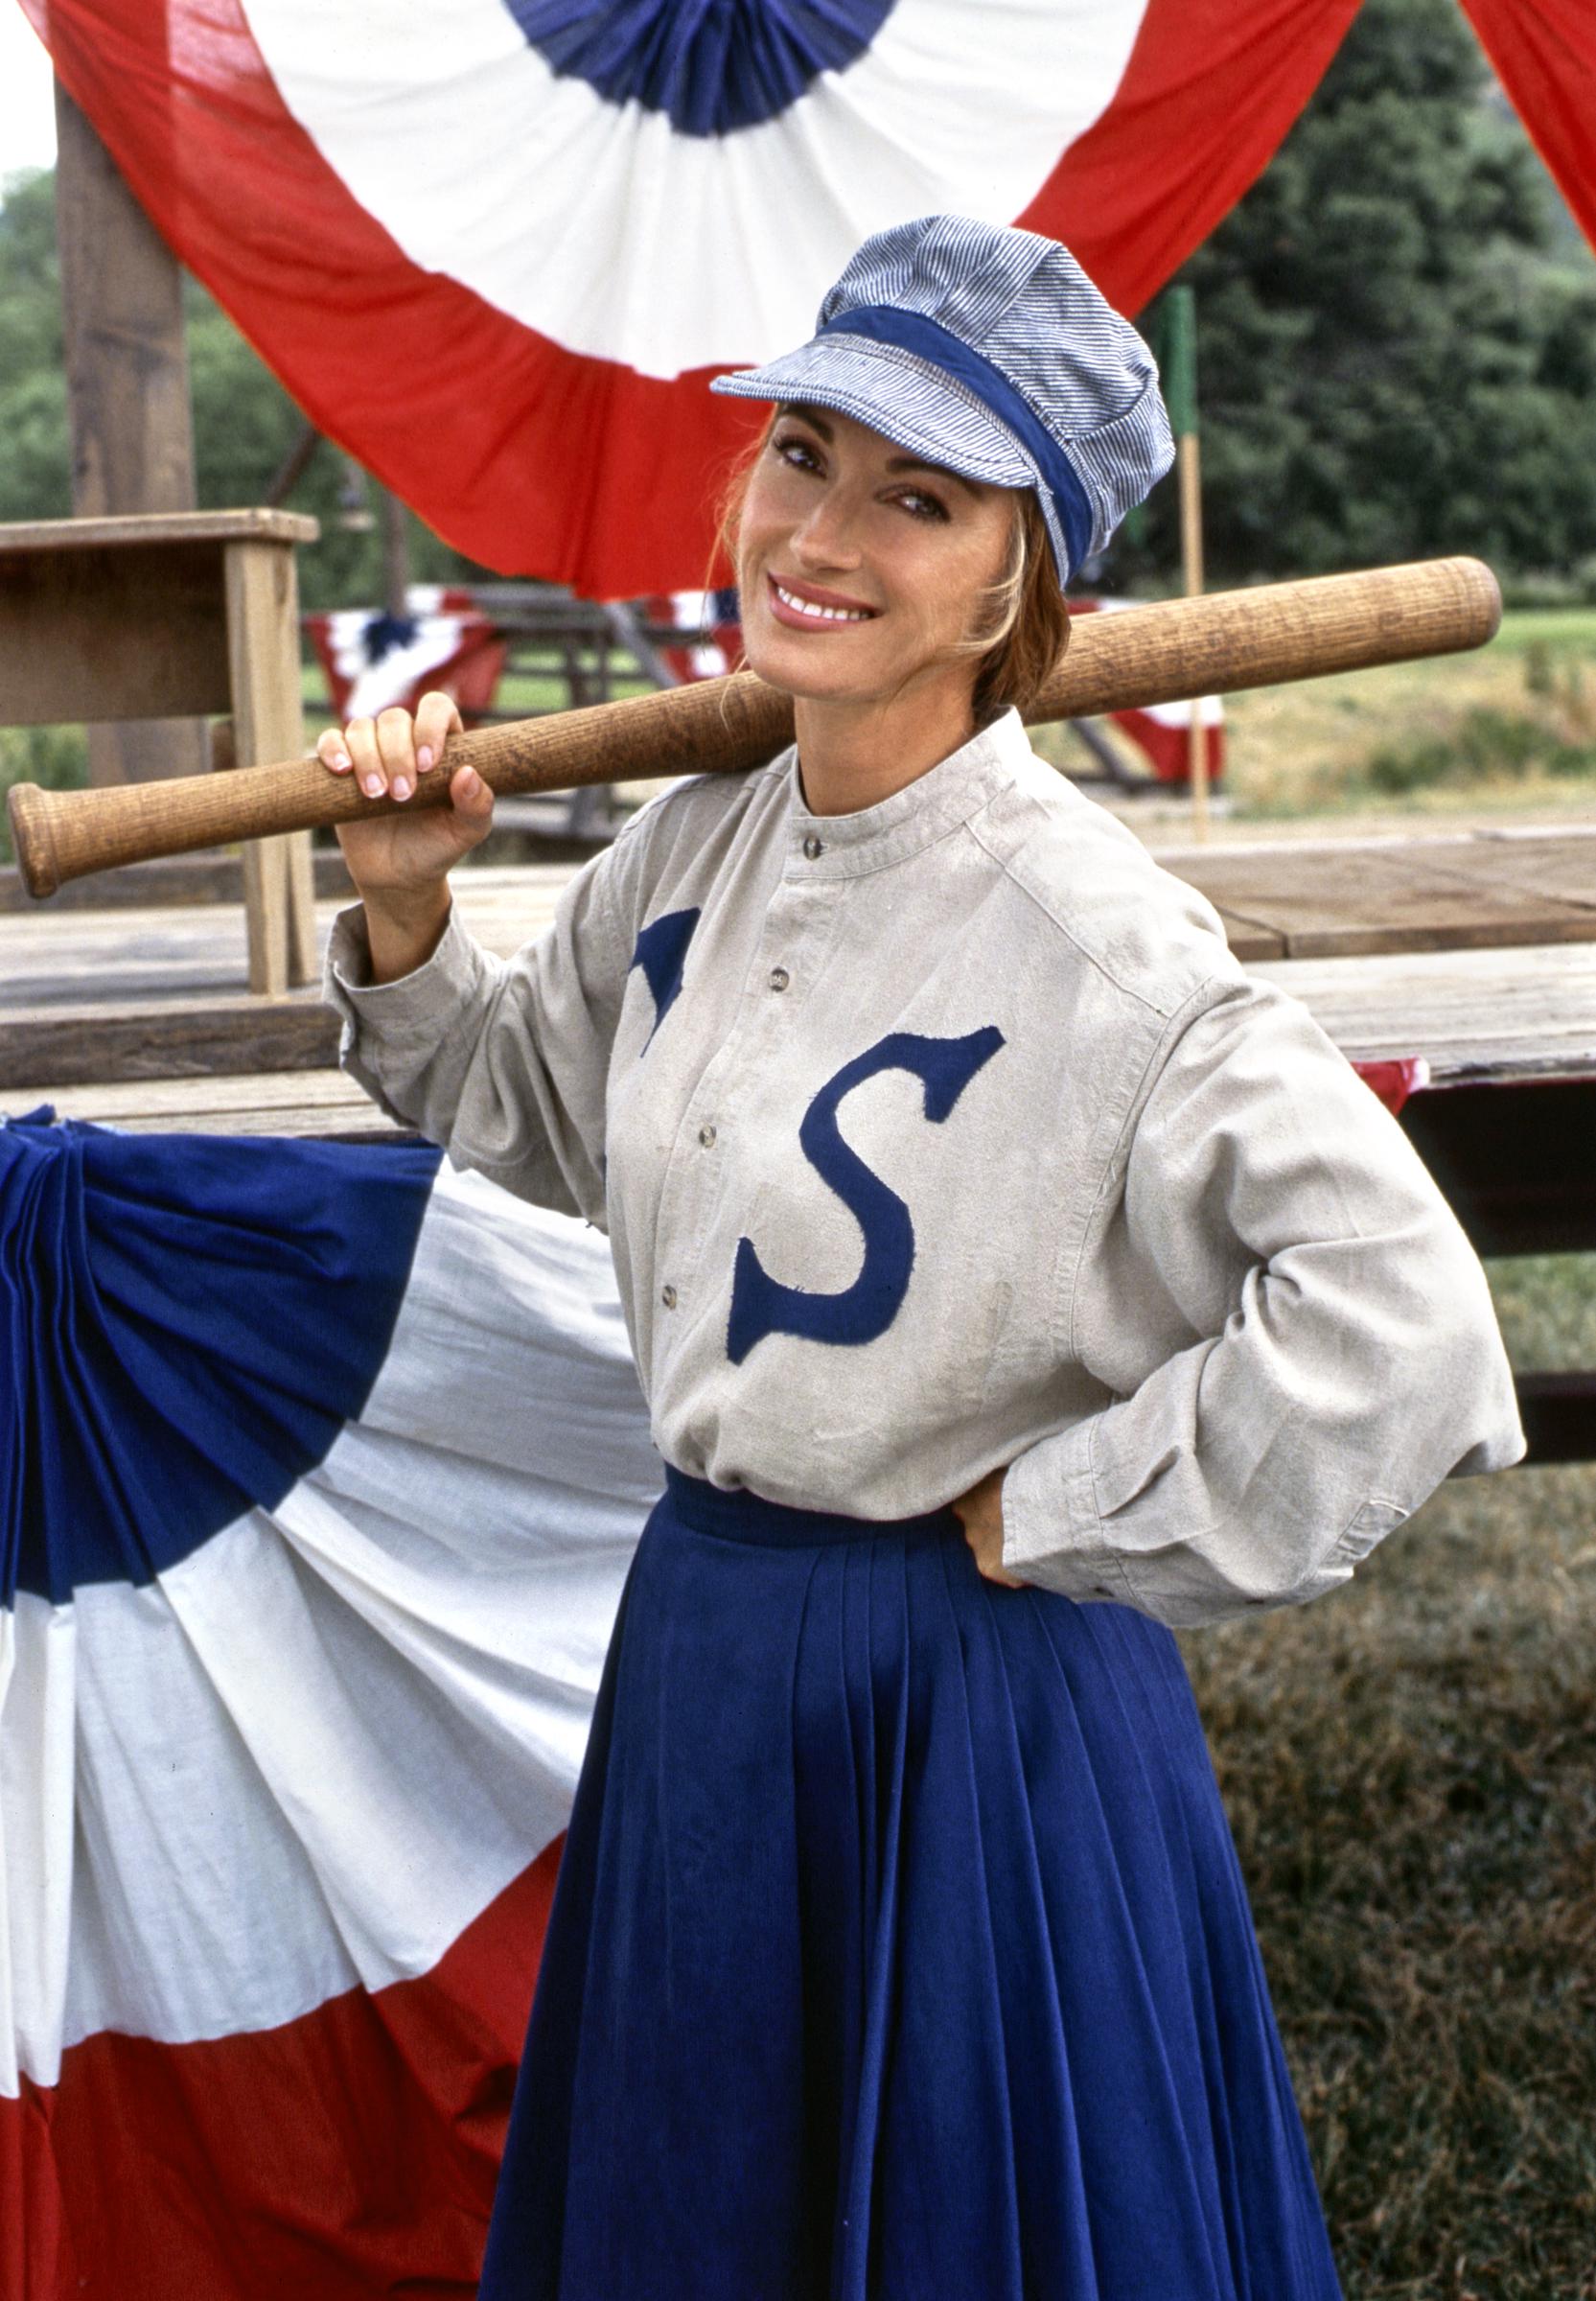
[709,331,1040,493]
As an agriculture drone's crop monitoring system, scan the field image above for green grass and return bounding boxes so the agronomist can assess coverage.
[1181,1249,1596,2300]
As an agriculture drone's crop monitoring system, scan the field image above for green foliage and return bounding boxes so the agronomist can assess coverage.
[1358,706,1596,794]
[0,725,87,867]
[0,170,69,522]
[1130,0,1596,589]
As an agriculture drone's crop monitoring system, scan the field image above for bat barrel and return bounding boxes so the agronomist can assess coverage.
[4,557,1502,901]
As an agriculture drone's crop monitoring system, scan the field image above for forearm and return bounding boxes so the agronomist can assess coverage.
[360,882,454,986]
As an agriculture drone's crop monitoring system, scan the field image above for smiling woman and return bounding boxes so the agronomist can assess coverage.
[317,212,1524,2301]
[711,398,1071,783]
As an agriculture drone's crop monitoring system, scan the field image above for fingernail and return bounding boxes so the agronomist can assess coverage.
[417,746,434,772]
[361,774,383,798]
[392,776,411,801]
[459,767,479,795]
[330,750,351,772]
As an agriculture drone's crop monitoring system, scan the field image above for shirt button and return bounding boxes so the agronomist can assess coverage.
[661,1285,678,1309]
[769,965,790,992]
[698,1124,717,1149]
[802,834,824,860]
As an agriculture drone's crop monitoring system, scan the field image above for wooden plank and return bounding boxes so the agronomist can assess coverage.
[1406,837,1596,918]
[0,537,233,727]
[0,996,338,1087]
[0,509,318,554]
[0,848,355,914]
[5,918,1593,1097]
[1165,841,1596,955]
[224,537,317,992]
[2,1068,400,1139]
[0,867,571,1011]
[1246,940,1596,1084]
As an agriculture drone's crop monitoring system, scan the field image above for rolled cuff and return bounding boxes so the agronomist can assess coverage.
[999,1414,1142,1608]
[324,899,490,1045]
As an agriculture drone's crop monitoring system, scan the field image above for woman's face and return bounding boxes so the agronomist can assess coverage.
[734,402,1018,710]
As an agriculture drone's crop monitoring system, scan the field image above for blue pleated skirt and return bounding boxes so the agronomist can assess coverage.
[478,1469,1343,2300]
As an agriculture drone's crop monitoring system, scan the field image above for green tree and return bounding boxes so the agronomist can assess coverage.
[0,163,494,607]
[1134,0,1596,588]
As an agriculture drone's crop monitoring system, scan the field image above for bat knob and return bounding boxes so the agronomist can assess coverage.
[7,782,62,899]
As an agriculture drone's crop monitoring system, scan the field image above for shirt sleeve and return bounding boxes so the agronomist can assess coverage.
[321,845,633,1229]
[999,970,1527,1627]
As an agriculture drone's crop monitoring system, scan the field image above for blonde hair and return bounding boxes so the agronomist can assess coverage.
[704,407,1071,727]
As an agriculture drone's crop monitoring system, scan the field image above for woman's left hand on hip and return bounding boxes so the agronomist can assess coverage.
[951,1465,1027,1587]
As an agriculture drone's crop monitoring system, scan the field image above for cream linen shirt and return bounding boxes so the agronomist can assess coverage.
[323,705,1526,1629]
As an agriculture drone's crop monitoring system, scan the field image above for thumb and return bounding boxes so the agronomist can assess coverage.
[446,762,496,842]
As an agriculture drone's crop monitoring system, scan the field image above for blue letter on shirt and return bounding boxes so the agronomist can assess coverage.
[726,1026,1005,1365]
[630,908,701,1050]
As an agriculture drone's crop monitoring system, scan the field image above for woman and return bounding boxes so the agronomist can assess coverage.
[319,215,1524,2299]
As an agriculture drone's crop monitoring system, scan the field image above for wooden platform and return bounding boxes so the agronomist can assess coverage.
[2,824,1593,1134]
[1182,821,1596,961]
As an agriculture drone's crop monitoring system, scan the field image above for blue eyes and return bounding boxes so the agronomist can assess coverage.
[770,433,949,523]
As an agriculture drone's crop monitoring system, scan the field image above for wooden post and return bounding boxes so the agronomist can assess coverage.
[52,77,208,787]
[223,538,317,993]
[379,486,411,621]
[1164,286,1211,843]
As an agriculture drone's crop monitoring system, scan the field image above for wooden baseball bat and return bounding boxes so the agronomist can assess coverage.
[7,557,1500,899]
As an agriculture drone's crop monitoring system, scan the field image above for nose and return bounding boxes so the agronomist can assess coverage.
[789,482,864,572]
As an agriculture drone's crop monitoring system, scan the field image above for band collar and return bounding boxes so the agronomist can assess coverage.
[780,706,1030,879]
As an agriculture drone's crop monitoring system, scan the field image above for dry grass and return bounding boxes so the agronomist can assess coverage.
[1179,1251,1596,2299]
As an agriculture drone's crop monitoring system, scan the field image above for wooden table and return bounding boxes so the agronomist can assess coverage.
[0,508,319,996]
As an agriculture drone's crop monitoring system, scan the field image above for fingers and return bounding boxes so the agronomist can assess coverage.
[315,695,467,802]
[375,707,421,800]
[315,714,387,797]
[413,689,464,780]
[315,724,353,777]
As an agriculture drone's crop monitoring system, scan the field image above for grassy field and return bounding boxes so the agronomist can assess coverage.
[1186,1248,1596,2300]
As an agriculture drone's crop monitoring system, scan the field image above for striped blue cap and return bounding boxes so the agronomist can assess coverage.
[709,214,1174,586]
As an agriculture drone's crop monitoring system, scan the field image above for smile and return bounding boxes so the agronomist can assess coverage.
[767,574,879,626]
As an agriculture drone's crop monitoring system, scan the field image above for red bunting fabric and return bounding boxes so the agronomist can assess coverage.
[1458,0,1596,255]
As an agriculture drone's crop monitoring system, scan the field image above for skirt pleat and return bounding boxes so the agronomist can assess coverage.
[478,1471,1343,2301]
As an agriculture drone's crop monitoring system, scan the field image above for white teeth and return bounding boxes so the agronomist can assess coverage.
[774,582,872,623]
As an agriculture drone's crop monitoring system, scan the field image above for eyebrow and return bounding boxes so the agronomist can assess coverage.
[775,403,981,497]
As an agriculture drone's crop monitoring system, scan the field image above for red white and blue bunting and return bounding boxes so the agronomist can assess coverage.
[0,1112,659,2296]
[21,0,1375,594]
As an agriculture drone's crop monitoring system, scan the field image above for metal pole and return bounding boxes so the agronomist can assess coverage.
[1163,286,1210,842]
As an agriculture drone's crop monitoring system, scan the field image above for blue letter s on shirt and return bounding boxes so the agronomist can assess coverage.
[727,1026,1005,1364]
